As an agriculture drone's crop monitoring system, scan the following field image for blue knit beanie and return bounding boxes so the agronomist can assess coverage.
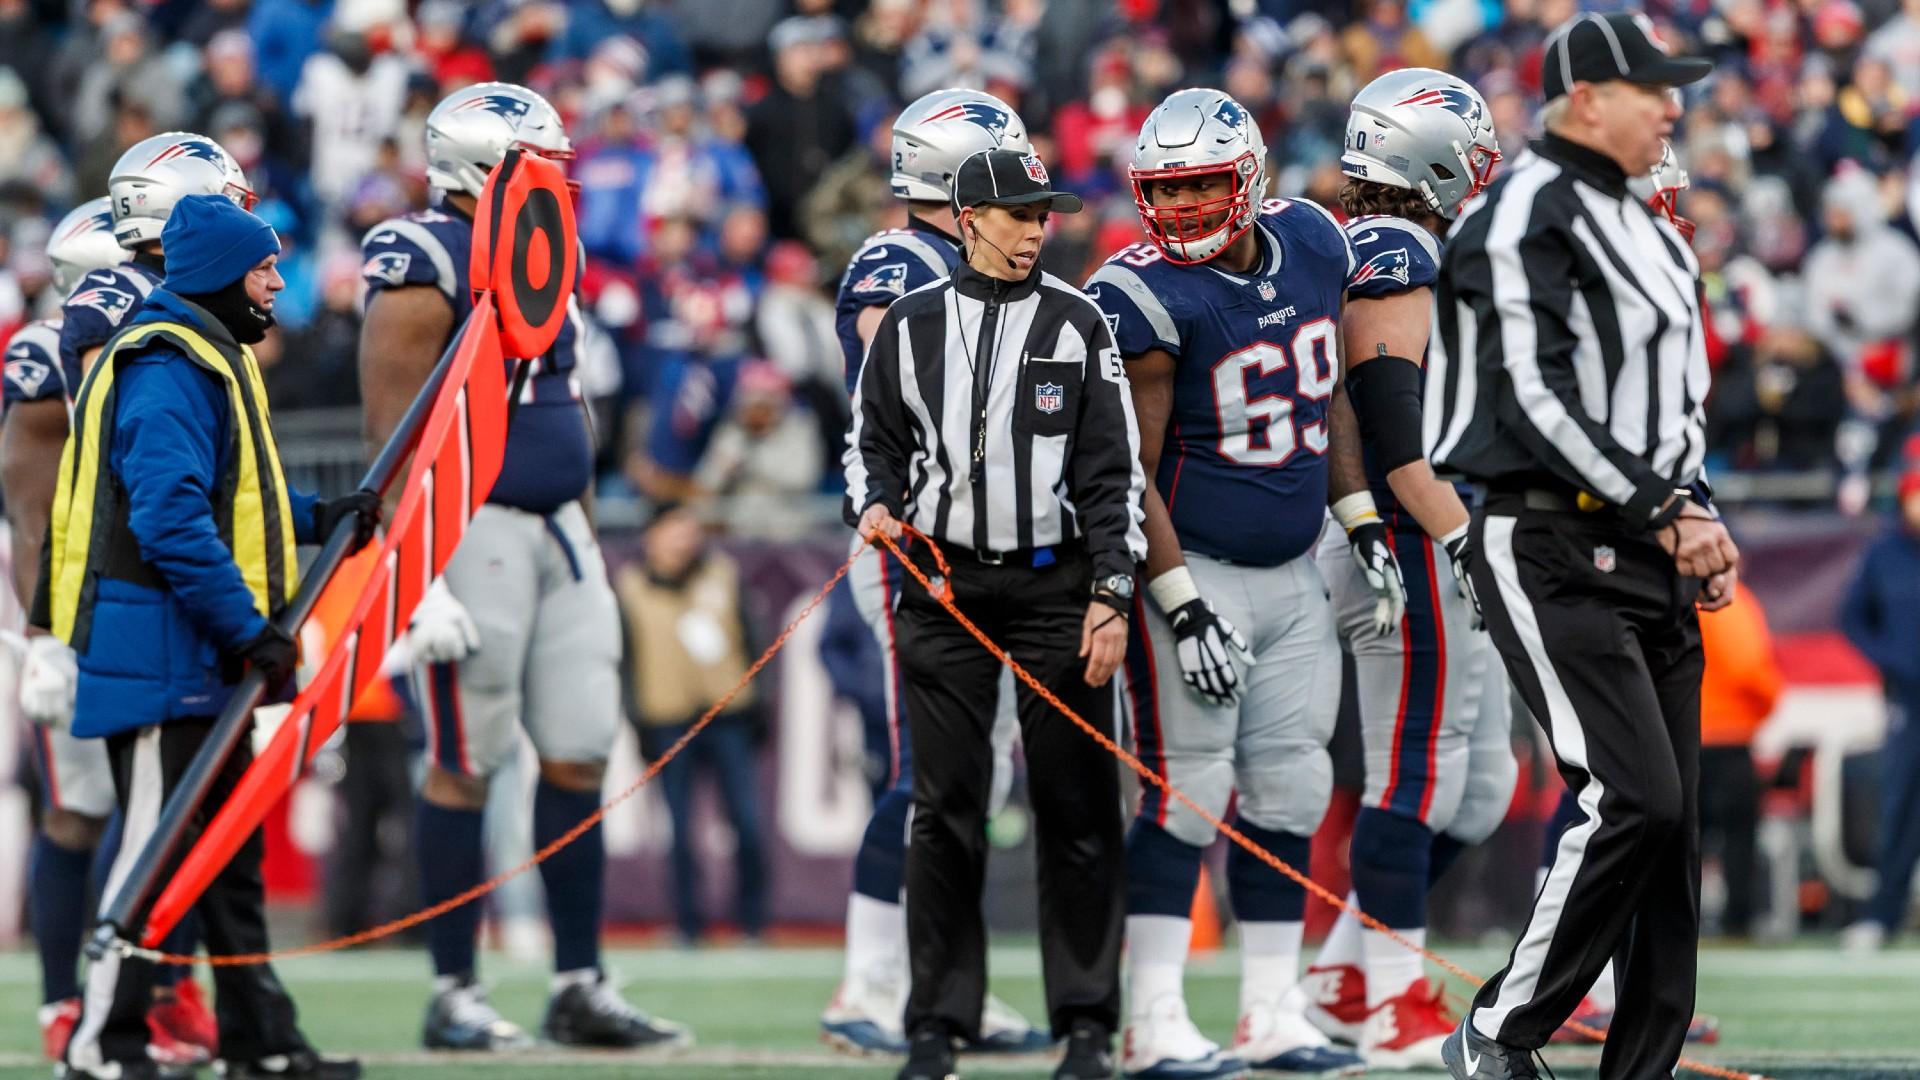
[162,194,281,296]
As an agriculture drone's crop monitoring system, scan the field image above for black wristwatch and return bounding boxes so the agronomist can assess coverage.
[1092,574,1134,613]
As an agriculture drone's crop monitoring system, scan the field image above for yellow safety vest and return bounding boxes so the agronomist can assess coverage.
[46,319,298,652]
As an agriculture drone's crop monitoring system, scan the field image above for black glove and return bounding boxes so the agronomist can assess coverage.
[1443,530,1484,631]
[239,623,299,689]
[314,490,382,554]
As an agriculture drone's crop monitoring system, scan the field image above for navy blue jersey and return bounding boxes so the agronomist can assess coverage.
[4,320,69,413]
[1086,200,1356,567]
[360,204,593,513]
[1341,214,1447,528]
[59,262,161,385]
[834,218,961,395]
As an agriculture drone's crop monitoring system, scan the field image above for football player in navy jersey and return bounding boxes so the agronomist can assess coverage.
[358,82,688,1054]
[1291,70,1519,1070]
[820,87,1048,1057]
[1085,88,1393,1079]
[7,134,258,1068]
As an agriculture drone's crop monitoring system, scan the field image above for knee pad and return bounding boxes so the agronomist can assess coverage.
[1236,744,1332,838]
[1151,756,1234,848]
[1446,751,1519,847]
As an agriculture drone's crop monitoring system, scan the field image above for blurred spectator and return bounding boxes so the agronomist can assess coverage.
[693,360,826,535]
[801,109,901,276]
[292,0,414,209]
[1838,448,1920,950]
[73,12,186,148]
[71,90,152,206]
[1804,170,1920,461]
[753,240,846,462]
[176,0,251,49]
[1050,48,1150,197]
[1708,316,1848,472]
[0,67,73,208]
[191,30,306,180]
[414,0,493,90]
[271,253,365,410]
[474,0,567,85]
[1865,0,1920,100]
[0,0,54,120]
[617,503,767,945]
[554,0,692,80]
[1697,582,1784,938]
[669,0,786,73]
[249,0,332,106]
[746,17,856,241]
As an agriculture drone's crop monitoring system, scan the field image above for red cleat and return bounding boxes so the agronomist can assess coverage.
[1300,964,1368,1045]
[150,979,219,1063]
[1551,997,1720,1045]
[1360,978,1457,1069]
[40,997,81,1061]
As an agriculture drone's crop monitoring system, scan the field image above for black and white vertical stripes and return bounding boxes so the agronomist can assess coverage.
[1427,135,1710,519]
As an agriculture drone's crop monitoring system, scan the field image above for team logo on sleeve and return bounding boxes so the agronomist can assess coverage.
[1035,381,1064,414]
[68,286,136,326]
[5,355,51,397]
[1350,247,1412,288]
[853,262,908,297]
[363,251,413,286]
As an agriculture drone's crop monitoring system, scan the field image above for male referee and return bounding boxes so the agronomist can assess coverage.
[1427,14,1740,1080]
[847,148,1145,1080]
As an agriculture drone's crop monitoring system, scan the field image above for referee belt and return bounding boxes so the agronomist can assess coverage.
[916,537,1071,568]
[1486,484,1613,515]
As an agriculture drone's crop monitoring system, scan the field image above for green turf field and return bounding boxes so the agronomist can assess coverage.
[1,942,1915,1079]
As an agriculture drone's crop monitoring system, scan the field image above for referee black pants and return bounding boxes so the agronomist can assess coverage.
[67,717,309,1070]
[893,540,1125,1040]
[1468,504,1703,1080]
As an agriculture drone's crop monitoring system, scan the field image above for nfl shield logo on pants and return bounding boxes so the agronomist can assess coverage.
[1035,382,1064,414]
[1594,545,1617,573]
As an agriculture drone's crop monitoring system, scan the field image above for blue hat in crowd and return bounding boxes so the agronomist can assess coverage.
[162,194,281,296]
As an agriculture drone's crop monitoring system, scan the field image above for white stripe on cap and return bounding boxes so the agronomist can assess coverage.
[1588,13,1631,76]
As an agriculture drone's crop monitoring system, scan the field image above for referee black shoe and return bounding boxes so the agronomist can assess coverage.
[1441,1016,1538,1079]
[898,1025,959,1080]
[216,1049,362,1079]
[1054,1020,1116,1079]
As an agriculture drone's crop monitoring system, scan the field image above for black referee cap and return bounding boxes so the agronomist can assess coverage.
[1541,12,1713,101]
[952,149,1084,214]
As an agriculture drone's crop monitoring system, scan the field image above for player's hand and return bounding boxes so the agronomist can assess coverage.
[408,579,481,665]
[858,503,902,542]
[19,633,78,729]
[1698,565,1738,612]
[1166,598,1252,706]
[1441,530,1485,631]
[1659,503,1737,579]
[1080,602,1128,687]
[1349,521,1407,636]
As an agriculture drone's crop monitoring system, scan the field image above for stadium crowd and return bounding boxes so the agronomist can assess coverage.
[5,0,1920,508]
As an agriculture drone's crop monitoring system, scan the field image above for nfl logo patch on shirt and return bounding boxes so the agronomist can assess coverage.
[1035,382,1064,414]
[1257,280,1276,302]
[1594,545,1616,573]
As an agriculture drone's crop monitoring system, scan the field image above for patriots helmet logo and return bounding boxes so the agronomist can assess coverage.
[58,208,115,245]
[1393,86,1485,129]
[5,355,51,398]
[143,138,226,169]
[453,93,534,123]
[1211,99,1250,133]
[68,286,136,326]
[1349,247,1412,288]
[923,101,1011,142]
[853,262,909,297]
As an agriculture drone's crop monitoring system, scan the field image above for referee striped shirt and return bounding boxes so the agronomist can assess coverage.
[1427,134,1711,523]
[845,260,1148,581]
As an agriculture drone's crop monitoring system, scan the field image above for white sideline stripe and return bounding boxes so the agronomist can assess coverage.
[1472,515,1607,1042]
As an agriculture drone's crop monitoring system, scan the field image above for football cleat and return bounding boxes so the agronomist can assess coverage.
[150,980,218,1062]
[821,975,910,1055]
[1548,997,1719,1045]
[541,970,692,1050]
[217,1049,362,1078]
[42,998,81,1062]
[1359,977,1454,1070]
[1232,988,1365,1075]
[421,978,534,1051]
[1441,1015,1539,1079]
[1299,965,1367,1046]
[1121,994,1248,1079]
[967,993,1055,1053]
[1056,1020,1117,1079]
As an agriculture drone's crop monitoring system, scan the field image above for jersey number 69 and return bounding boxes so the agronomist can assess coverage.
[1211,318,1337,466]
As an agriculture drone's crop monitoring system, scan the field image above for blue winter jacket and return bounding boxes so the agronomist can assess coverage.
[1839,523,1920,706]
[70,289,318,737]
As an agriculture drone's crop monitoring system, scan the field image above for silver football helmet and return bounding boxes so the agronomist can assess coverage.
[891,89,1031,202]
[1341,69,1499,221]
[107,132,256,248]
[47,197,129,294]
[1630,139,1694,241]
[1129,89,1268,264]
[426,82,573,199]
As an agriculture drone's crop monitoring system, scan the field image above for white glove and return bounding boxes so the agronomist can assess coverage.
[1166,599,1254,706]
[1347,521,1407,638]
[406,579,481,665]
[20,634,78,728]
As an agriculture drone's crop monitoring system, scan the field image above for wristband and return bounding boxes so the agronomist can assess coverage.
[1148,566,1202,613]
[1332,492,1382,534]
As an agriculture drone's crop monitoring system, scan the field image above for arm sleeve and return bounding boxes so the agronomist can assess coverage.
[1471,190,1678,522]
[1063,302,1148,581]
[111,356,270,650]
[842,308,914,526]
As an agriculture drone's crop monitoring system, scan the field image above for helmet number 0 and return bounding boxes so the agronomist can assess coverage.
[1210,318,1338,466]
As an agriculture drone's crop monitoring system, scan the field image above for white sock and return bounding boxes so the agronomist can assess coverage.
[1237,920,1303,1013]
[1126,914,1191,1017]
[1362,927,1425,1007]
[551,967,598,993]
[1586,958,1618,1012]
[1313,896,1363,969]
[843,892,906,988]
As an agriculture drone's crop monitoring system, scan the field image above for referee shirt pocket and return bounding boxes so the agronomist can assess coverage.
[1013,356,1082,438]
